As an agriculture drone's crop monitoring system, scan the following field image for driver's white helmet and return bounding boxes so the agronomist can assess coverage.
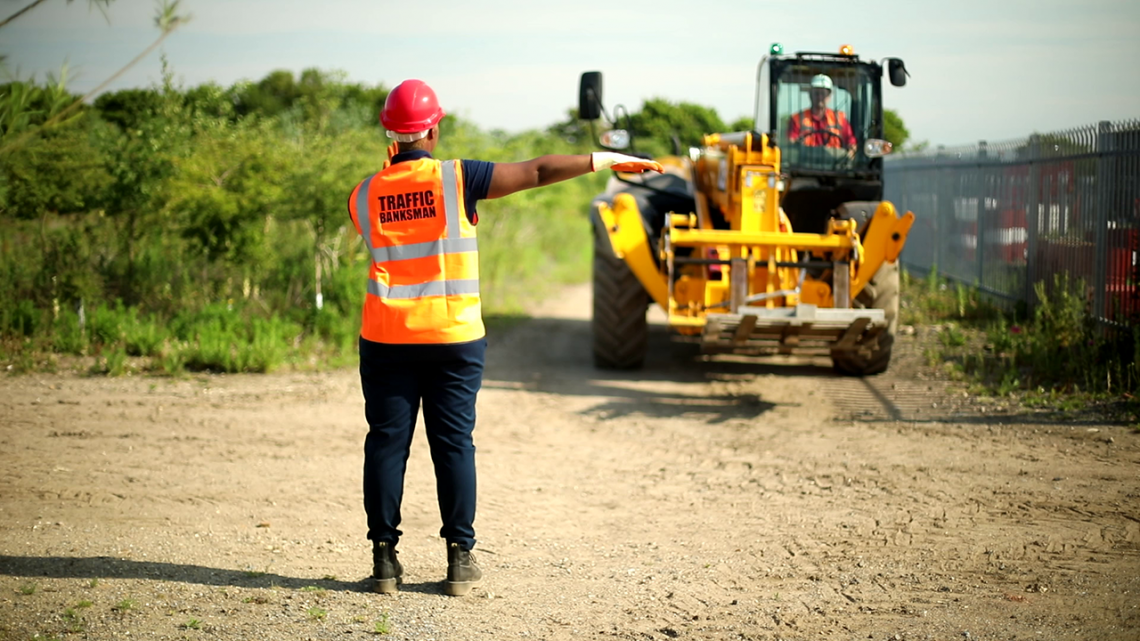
[810,74,833,92]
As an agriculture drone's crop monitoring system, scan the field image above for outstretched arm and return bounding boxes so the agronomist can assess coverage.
[487,155,590,199]
[487,152,662,200]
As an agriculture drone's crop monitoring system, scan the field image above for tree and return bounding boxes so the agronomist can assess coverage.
[233,70,299,118]
[0,70,109,219]
[883,109,909,150]
[99,68,188,305]
[94,88,163,131]
[1,122,112,219]
[547,108,592,148]
[340,81,389,123]
[728,116,755,132]
[181,81,236,120]
[627,98,726,158]
[231,68,388,131]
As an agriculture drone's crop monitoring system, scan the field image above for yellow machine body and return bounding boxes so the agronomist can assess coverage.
[596,132,915,357]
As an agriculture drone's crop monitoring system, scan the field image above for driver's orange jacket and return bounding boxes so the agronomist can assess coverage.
[788,108,857,149]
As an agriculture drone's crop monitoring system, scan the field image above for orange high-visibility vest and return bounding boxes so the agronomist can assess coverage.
[348,158,484,344]
[798,109,847,148]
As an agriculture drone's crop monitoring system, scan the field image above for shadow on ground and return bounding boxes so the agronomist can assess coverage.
[485,313,1107,428]
[482,316,836,424]
[0,555,428,594]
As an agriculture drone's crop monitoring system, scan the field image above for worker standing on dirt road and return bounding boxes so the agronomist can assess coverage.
[348,79,662,596]
[788,74,857,150]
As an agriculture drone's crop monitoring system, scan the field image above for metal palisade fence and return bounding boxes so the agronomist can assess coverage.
[884,119,1140,330]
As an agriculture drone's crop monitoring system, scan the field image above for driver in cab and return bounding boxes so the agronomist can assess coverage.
[788,74,857,151]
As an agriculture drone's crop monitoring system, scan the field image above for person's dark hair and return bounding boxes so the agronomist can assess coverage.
[397,138,431,152]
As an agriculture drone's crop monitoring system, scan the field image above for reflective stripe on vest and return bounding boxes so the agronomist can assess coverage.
[441,159,462,240]
[367,278,481,299]
[355,159,477,270]
[366,237,479,263]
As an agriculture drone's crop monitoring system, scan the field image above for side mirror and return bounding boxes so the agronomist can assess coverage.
[579,71,603,121]
[887,58,908,87]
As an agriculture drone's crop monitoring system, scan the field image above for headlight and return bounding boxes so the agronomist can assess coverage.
[864,139,893,158]
[600,129,630,150]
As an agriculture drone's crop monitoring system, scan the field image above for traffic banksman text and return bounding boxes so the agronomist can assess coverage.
[376,190,437,224]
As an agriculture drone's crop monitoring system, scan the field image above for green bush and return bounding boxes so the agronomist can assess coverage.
[175,312,300,373]
[123,309,166,357]
[0,68,609,375]
[105,347,128,377]
[903,269,1138,406]
[182,318,238,372]
[159,347,186,376]
[52,309,87,355]
[3,298,42,336]
[88,303,126,349]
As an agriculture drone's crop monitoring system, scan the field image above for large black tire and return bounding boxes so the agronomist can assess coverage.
[592,220,648,370]
[832,261,899,376]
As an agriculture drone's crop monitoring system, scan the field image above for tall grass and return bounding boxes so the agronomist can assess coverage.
[901,268,1138,420]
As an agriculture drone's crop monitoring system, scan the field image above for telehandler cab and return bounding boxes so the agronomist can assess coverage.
[580,44,915,375]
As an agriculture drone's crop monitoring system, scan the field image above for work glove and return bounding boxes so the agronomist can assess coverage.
[382,141,400,169]
[590,152,664,174]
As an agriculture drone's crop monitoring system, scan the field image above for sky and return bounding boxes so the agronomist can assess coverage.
[4,0,1139,147]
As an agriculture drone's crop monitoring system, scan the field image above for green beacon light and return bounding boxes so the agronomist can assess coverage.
[770,43,783,55]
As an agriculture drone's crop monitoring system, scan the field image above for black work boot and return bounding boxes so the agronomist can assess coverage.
[371,541,403,594]
[444,542,482,596]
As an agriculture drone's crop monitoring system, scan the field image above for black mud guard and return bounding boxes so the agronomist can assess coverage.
[835,201,882,237]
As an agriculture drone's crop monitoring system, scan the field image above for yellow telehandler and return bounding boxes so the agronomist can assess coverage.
[580,44,915,375]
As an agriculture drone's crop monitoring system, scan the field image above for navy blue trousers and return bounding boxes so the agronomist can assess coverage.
[359,337,485,551]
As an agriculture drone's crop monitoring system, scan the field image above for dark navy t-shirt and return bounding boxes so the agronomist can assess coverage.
[353,150,495,357]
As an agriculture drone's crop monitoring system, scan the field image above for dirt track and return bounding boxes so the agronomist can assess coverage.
[2,283,1139,641]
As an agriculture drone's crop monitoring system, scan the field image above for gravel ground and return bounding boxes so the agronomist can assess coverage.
[1,284,1138,640]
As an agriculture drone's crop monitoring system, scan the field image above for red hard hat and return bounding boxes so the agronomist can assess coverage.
[380,79,445,133]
